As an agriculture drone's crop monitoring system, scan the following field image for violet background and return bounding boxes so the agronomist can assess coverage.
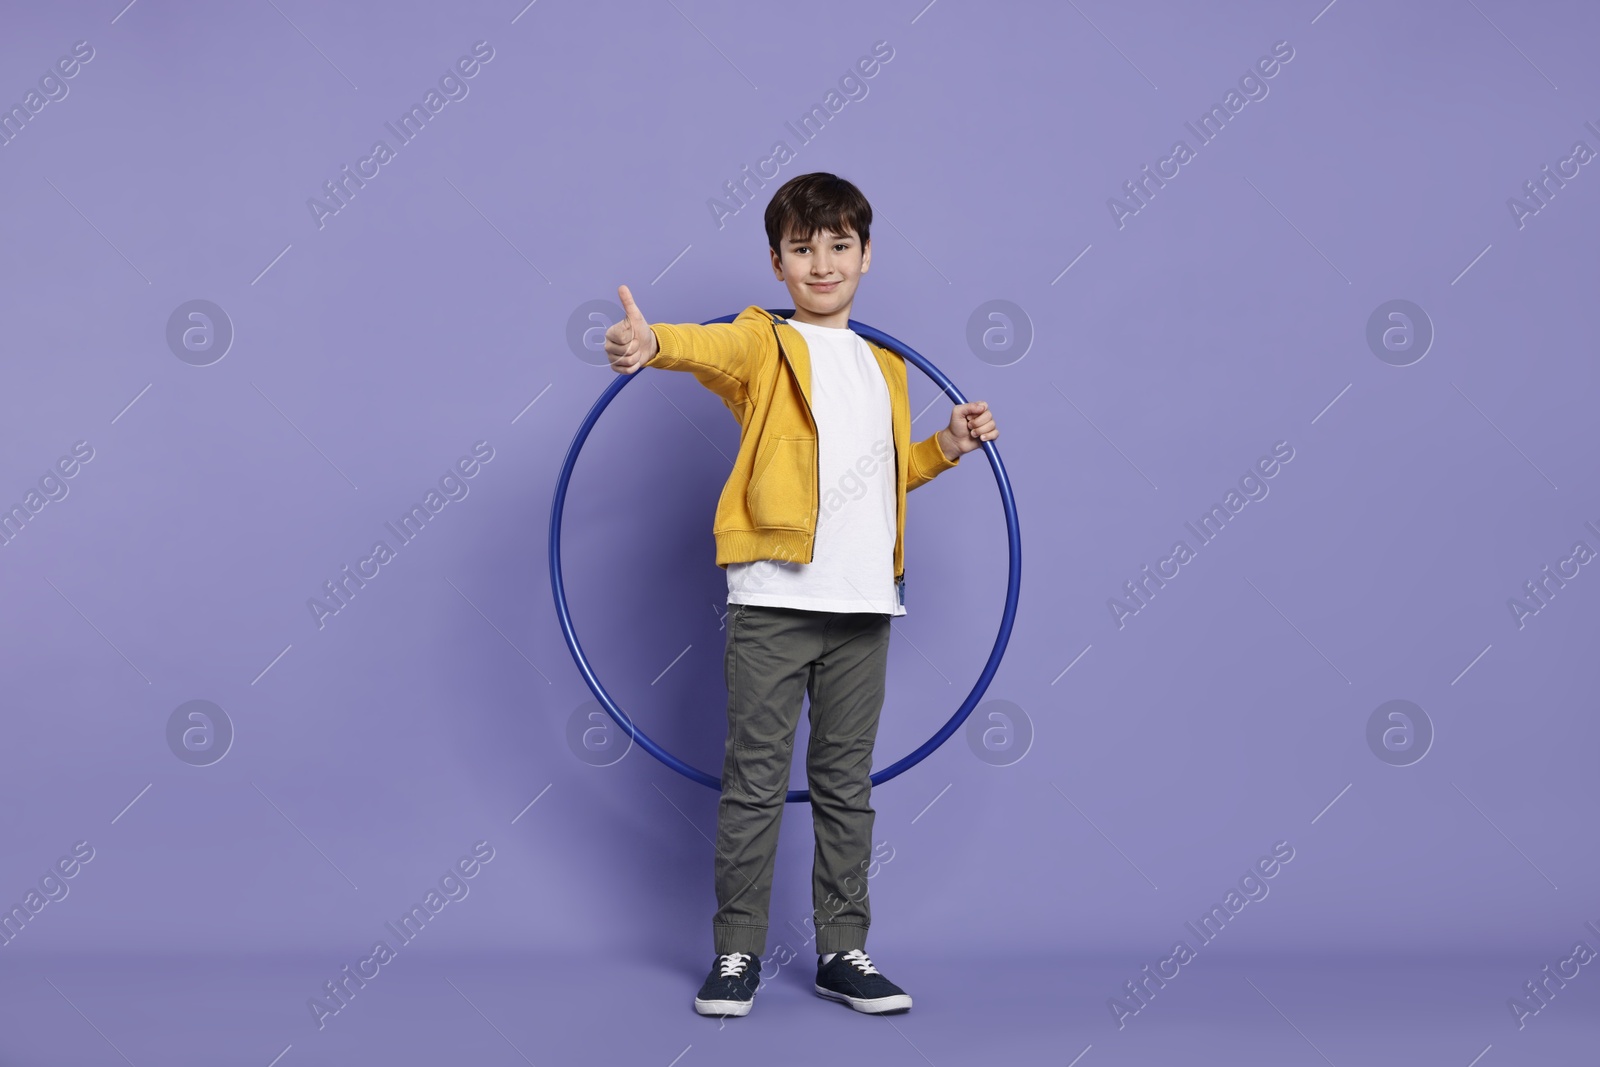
[2,0,1597,1063]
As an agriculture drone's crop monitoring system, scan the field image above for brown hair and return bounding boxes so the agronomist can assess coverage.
[764,172,872,257]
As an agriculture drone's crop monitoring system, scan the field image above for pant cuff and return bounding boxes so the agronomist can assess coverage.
[814,923,868,954]
[713,923,766,956]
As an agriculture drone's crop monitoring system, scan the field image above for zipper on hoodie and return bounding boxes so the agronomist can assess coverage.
[771,316,820,565]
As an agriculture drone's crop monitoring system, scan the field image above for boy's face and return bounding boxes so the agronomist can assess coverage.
[769,225,871,326]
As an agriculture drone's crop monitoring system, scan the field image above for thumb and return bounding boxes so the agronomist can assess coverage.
[618,283,643,325]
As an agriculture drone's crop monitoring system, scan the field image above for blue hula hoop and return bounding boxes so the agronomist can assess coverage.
[549,309,1022,803]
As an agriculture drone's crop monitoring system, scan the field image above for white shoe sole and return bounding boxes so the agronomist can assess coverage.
[694,995,754,1017]
[814,985,913,1013]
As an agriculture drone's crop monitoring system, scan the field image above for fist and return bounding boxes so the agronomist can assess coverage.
[604,284,659,374]
[940,401,998,458]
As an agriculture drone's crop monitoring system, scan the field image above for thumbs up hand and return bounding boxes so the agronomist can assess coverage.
[604,284,659,374]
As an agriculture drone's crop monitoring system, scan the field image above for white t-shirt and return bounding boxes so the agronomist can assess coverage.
[727,318,904,616]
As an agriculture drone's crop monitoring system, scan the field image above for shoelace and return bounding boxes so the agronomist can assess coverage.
[839,949,880,976]
[717,952,752,978]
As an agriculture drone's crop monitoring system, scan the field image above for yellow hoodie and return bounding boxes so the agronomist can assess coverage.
[648,305,960,586]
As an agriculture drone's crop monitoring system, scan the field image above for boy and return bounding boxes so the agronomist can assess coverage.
[604,172,999,1017]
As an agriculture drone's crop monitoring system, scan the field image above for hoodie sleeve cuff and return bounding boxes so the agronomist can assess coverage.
[647,323,679,368]
[910,431,960,484]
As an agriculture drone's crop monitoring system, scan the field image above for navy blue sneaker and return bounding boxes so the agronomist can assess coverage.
[694,951,761,1016]
[814,949,913,1013]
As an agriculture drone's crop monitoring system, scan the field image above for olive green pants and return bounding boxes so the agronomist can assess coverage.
[712,601,891,956]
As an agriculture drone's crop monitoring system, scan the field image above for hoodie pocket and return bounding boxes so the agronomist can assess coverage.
[746,434,812,530]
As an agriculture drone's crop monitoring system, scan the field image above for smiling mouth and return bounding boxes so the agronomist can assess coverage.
[809,281,839,290]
